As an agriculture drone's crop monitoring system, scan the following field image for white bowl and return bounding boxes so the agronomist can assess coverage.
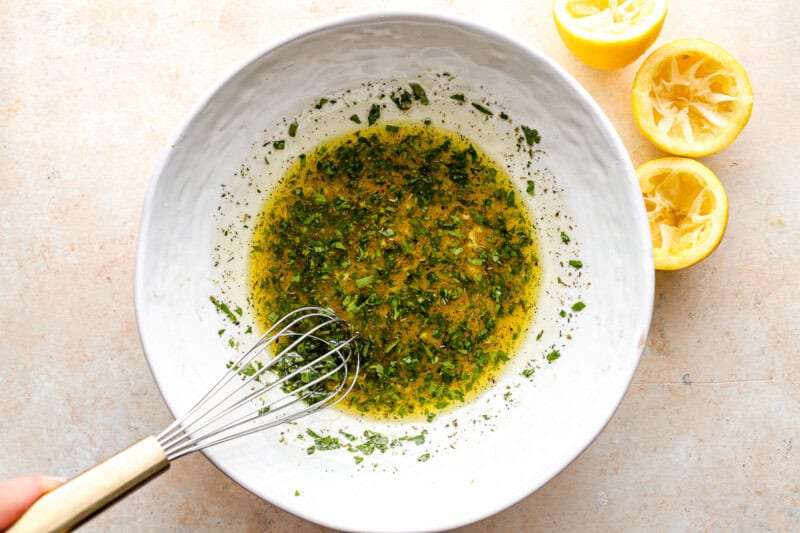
[136,13,654,532]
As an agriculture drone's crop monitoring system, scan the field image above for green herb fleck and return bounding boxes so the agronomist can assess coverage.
[210,296,239,325]
[368,104,380,125]
[536,330,543,341]
[526,180,535,196]
[417,453,431,462]
[450,94,465,102]
[571,301,586,312]
[273,140,285,150]
[385,124,399,132]
[354,455,364,465]
[521,125,541,146]
[561,231,571,244]
[288,121,298,137]
[355,275,374,289]
[349,114,361,124]
[315,98,330,109]
[314,435,341,451]
[546,350,561,362]
[522,367,535,378]
[217,328,225,336]
[568,260,583,269]
[500,112,509,120]
[471,102,493,116]
[409,82,429,105]
[339,430,356,441]
[391,89,413,111]
[295,490,300,496]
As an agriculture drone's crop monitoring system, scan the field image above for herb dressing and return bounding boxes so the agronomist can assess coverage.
[248,122,540,419]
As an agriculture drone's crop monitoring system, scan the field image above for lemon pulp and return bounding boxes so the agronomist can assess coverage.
[637,157,728,270]
[566,0,656,35]
[632,38,754,156]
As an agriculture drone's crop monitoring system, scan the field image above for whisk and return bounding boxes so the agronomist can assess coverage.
[9,306,359,533]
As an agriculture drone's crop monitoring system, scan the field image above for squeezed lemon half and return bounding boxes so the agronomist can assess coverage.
[632,38,754,156]
[553,0,667,70]
[637,157,728,270]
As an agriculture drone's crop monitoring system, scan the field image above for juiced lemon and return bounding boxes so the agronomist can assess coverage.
[637,157,728,270]
[553,0,667,70]
[632,38,754,156]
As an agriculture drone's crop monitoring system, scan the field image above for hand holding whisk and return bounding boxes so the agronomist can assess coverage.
[9,307,359,533]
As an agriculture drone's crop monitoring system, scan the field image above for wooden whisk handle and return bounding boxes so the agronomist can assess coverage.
[8,436,169,533]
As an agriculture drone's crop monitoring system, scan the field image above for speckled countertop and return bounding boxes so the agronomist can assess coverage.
[1,1,798,531]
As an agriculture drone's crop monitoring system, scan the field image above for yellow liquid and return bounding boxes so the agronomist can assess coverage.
[249,123,540,419]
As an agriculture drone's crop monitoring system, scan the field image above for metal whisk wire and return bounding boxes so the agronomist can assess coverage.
[8,306,360,533]
[157,306,360,460]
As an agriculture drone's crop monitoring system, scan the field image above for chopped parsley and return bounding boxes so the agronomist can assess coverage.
[568,260,583,269]
[409,82,429,105]
[367,104,380,125]
[546,350,561,362]
[521,125,541,146]
[391,88,413,111]
[471,102,493,116]
[210,296,239,325]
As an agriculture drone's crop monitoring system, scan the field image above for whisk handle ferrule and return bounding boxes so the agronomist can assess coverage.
[7,436,169,533]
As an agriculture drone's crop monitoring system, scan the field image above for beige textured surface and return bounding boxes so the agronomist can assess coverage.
[1,1,798,531]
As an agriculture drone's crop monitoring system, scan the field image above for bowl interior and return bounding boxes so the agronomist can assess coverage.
[136,14,653,532]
